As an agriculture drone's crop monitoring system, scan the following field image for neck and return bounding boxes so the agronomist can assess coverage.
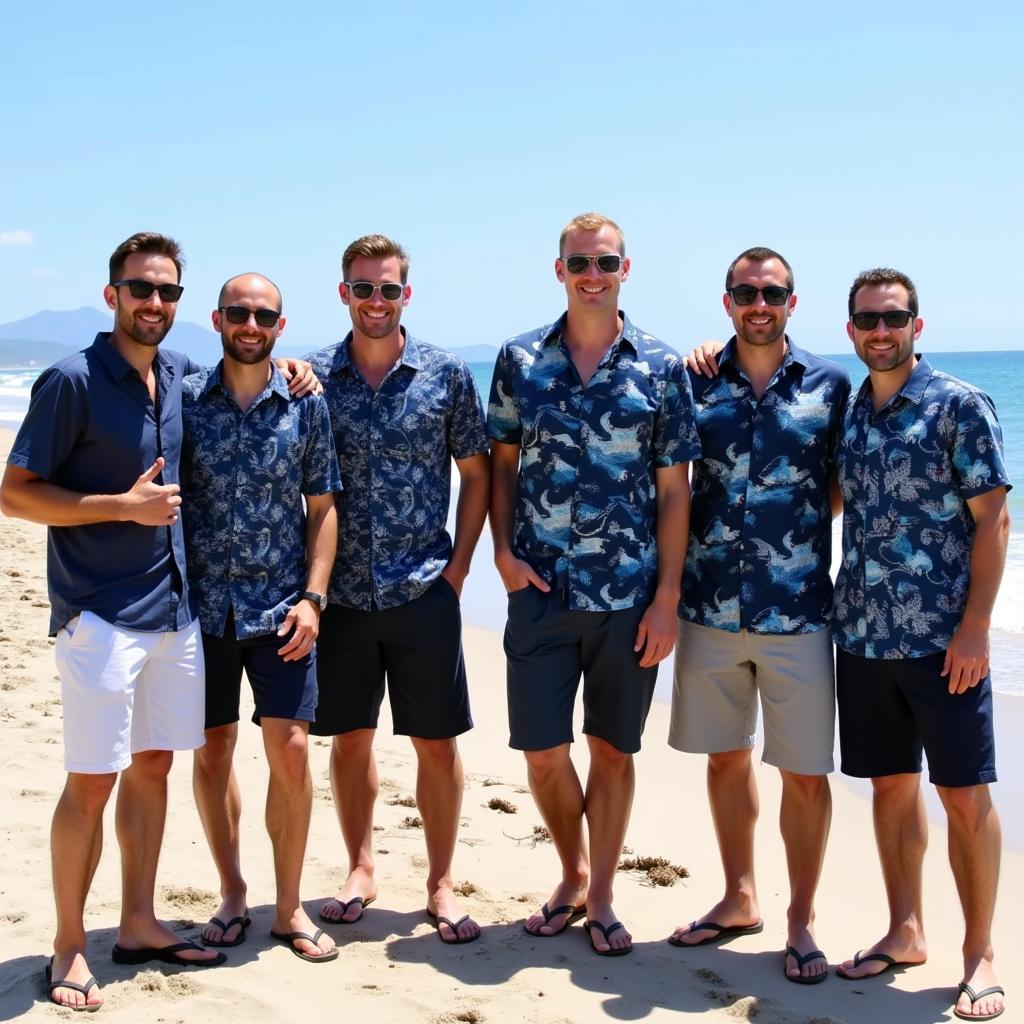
[868,354,918,412]
[734,335,787,396]
[563,306,622,350]
[222,357,272,412]
[109,327,159,376]
[350,327,404,370]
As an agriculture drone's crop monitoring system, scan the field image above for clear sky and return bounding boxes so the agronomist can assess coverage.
[1,1,1021,354]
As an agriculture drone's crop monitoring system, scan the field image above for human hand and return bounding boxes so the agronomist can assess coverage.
[122,457,181,526]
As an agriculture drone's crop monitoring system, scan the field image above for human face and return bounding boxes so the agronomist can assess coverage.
[103,253,180,348]
[555,225,629,313]
[723,257,796,348]
[212,275,285,365]
[339,255,410,340]
[846,282,923,373]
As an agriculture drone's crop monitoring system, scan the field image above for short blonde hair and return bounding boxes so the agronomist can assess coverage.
[558,212,625,256]
[342,234,410,282]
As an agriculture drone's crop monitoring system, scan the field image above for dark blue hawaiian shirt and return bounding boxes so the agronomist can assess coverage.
[181,363,342,638]
[682,338,850,634]
[487,312,702,612]
[307,331,488,611]
[833,356,1010,659]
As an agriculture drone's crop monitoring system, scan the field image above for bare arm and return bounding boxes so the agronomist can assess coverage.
[829,476,843,519]
[273,357,321,397]
[278,492,337,661]
[942,486,1010,694]
[440,452,490,597]
[489,440,550,594]
[0,458,181,527]
[635,462,691,667]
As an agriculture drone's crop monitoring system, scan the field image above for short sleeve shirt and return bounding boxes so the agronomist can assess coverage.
[306,332,488,611]
[487,312,702,611]
[8,332,196,635]
[832,355,1011,658]
[682,338,850,634]
[181,363,342,638]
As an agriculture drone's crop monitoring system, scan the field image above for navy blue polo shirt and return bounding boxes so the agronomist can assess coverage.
[9,332,198,635]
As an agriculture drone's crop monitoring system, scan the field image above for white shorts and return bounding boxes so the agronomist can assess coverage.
[669,618,835,775]
[54,611,206,774]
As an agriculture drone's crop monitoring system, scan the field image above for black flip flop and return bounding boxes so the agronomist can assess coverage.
[202,914,251,948]
[270,928,338,963]
[784,945,829,985]
[44,957,101,1013]
[668,919,764,947]
[111,940,225,967]
[585,919,631,957]
[319,895,376,924]
[523,902,586,937]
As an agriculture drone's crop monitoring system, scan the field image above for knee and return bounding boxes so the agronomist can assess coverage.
[781,770,829,802]
[524,745,571,782]
[127,749,173,781]
[708,748,752,780]
[332,729,374,764]
[271,732,310,787]
[587,736,631,775]
[66,772,117,814]
[195,727,236,774]
[871,772,920,803]
[411,736,457,770]
[937,784,992,833]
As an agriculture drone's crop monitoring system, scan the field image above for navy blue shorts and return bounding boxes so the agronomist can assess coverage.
[311,578,472,739]
[201,617,318,730]
[836,648,997,788]
[504,586,658,755]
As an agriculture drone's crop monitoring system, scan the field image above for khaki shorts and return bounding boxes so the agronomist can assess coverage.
[669,619,835,775]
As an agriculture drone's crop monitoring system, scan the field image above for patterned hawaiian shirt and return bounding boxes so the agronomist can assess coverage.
[832,355,1010,658]
[487,312,702,612]
[681,338,850,634]
[181,363,342,638]
[307,332,488,611]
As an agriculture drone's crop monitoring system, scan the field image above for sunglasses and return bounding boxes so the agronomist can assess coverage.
[346,281,404,301]
[112,279,184,302]
[562,253,624,275]
[850,310,915,331]
[219,306,281,328]
[728,285,791,306]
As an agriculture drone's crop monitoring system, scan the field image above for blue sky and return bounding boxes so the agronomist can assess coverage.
[1,1,1021,353]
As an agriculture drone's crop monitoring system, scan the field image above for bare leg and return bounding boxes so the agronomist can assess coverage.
[522,743,590,936]
[937,784,1004,1021]
[321,728,379,922]
[192,723,248,943]
[671,748,761,945]
[582,735,634,953]
[115,750,220,961]
[779,770,831,980]
[49,772,116,1009]
[411,736,479,942]
[263,718,333,958]
[837,773,928,978]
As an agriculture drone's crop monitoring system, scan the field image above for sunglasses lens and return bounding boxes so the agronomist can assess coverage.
[223,306,249,324]
[595,255,622,273]
[851,313,879,330]
[125,281,156,299]
[253,309,280,328]
[564,256,590,274]
[730,285,758,305]
[379,283,403,300]
[883,311,913,328]
[349,282,373,299]
[761,286,789,306]
[156,284,184,302]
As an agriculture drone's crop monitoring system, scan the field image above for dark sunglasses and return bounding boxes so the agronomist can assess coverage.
[850,310,915,331]
[112,279,184,302]
[562,253,623,275]
[220,306,281,328]
[728,284,791,306]
[346,281,404,301]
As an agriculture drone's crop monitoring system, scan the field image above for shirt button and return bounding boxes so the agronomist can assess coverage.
[737,494,745,505]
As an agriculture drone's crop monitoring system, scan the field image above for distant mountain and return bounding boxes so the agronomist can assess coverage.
[0,307,222,366]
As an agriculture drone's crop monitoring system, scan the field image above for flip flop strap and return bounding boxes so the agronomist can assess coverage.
[960,983,1005,1002]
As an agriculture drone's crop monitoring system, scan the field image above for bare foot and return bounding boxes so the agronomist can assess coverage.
[428,885,480,943]
[955,958,1004,1020]
[274,907,336,960]
[48,950,103,1011]
[116,921,222,963]
[836,930,928,979]
[524,880,588,936]
[785,923,828,981]
[320,867,378,923]
[201,893,249,945]
[669,895,761,946]
[585,900,631,954]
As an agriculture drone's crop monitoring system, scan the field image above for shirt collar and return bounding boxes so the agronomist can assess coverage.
[718,334,805,373]
[854,353,932,410]
[200,360,291,402]
[541,311,638,356]
[332,326,421,374]
[92,331,175,382]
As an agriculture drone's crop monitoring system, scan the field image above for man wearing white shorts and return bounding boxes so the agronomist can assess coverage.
[0,232,224,1010]
[667,248,850,984]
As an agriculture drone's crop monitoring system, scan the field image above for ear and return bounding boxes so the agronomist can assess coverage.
[722,292,733,316]
[554,257,566,284]
[619,256,630,283]
[275,315,287,336]
[402,284,412,307]
[846,320,856,343]
[787,292,798,315]
[103,284,117,311]
[912,316,924,340]
[211,309,222,333]
[339,282,351,307]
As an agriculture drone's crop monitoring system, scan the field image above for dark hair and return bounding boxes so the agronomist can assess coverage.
[217,273,283,311]
[725,246,794,291]
[342,234,410,283]
[109,231,185,283]
[848,267,919,316]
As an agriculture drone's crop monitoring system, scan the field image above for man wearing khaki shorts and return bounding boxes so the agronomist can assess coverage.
[668,247,850,983]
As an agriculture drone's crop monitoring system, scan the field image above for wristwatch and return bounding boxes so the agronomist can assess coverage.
[301,591,327,611]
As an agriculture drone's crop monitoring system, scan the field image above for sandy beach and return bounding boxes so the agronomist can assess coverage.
[1,425,1022,1023]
